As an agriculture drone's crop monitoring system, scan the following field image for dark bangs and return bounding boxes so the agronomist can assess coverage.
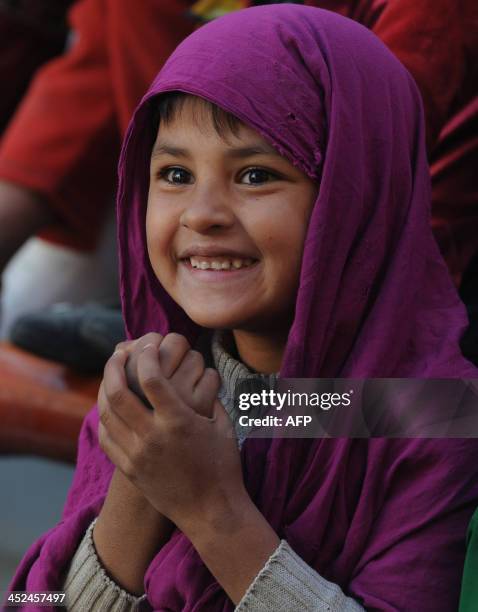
[151,92,242,139]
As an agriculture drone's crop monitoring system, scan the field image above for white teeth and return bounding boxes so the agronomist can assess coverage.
[188,256,254,270]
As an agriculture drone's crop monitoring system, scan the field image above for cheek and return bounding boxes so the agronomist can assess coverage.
[145,208,159,259]
[259,214,308,261]
[145,204,174,274]
[281,191,315,263]
[267,216,311,292]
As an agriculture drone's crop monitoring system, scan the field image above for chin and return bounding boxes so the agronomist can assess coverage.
[184,307,248,330]
[189,316,243,330]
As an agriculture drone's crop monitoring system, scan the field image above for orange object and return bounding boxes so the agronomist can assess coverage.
[0,342,99,462]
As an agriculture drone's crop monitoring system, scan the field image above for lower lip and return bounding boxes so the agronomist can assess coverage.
[179,259,259,281]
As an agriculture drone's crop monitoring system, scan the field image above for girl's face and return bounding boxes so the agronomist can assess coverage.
[147,96,318,334]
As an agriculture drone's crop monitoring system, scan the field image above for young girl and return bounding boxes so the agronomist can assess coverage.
[8,5,478,611]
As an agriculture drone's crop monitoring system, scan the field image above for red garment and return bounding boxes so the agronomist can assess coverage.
[0,0,475,283]
[0,0,72,133]
[0,0,194,250]
[365,0,478,286]
[284,0,478,285]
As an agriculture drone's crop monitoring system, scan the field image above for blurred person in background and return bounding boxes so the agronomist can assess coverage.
[0,1,73,133]
[0,0,194,344]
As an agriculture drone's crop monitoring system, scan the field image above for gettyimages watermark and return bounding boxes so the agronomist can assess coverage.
[232,378,478,438]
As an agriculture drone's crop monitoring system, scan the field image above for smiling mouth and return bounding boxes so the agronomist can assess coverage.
[182,256,258,271]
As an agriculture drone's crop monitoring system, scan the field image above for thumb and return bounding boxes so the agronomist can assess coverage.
[210,398,237,436]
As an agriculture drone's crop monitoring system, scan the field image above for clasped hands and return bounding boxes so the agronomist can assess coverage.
[97,332,247,537]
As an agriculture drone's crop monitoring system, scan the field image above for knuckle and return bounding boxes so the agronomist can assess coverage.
[108,387,127,407]
[205,367,220,388]
[115,340,130,352]
[206,367,220,381]
[98,406,110,427]
[146,331,162,340]
[122,457,136,479]
[141,332,162,346]
[142,430,161,454]
[188,349,204,368]
[104,351,124,377]
[165,332,190,352]
[167,416,189,438]
[128,438,148,470]
[140,375,162,394]
[130,333,160,356]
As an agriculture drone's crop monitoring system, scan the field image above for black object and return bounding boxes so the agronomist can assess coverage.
[10,302,125,373]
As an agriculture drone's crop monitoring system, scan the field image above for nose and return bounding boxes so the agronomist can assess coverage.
[180,183,235,233]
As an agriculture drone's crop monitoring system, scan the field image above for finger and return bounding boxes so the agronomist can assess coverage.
[136,344,182,414]
[191,367,220,418]
[157,333,191,378]
[98,419,133,475]
[170,349,205,391]
[114,339,136,354]
[131,332,163,352]
[98,382,144,447]
[210,399,237,438]
[103,349,153,433]
[124,333,165,399]
[124,333,164,384]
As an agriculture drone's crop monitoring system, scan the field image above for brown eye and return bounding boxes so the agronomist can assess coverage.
[160,167,193,184]
[240,168,279,185]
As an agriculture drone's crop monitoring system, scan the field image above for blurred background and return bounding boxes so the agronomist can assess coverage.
[0,458,73,590]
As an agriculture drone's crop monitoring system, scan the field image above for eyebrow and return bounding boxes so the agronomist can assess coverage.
[151,144,190,159]
[151,142,282,160]
[226,145,282,159]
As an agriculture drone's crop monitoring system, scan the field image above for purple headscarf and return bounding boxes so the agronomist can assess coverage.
[9,6,478,611]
